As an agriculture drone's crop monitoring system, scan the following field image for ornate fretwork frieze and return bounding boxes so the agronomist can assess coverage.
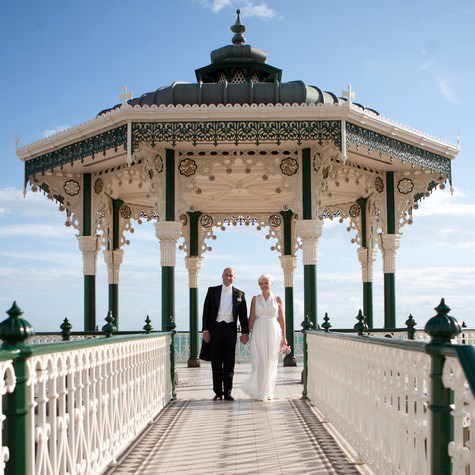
[95,196,135,250]
[30,174,83,233]
[24,125,127,179]
[319,201,363,246]
[133,120,342,148]
[131,144,165,213]
[346,123,451,176]
[175,149,301,217]
[395,172,445,231]
[193,213,284,256]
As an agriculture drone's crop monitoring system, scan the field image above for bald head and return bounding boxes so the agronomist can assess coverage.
[222,267,236,287]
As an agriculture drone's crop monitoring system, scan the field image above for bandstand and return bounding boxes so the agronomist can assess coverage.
[17,11,458,367]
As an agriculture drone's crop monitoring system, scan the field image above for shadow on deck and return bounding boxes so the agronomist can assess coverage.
[105,363,372,475]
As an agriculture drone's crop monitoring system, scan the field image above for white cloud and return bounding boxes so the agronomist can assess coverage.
[42,125,70,138]
[436,77,460,104]
[414,188,475,217]
[209,0,232,12]
[0,223,73,239]
[198,0,278,19]
[241,3,277,19]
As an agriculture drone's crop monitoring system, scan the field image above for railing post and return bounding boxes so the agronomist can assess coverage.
[321,312,331,333]
[301,314,313,399]
[143,315,153,334]
[166,315,177,400]
[60,317,72,341]
[425,298,461,475]
[102,310,117,337]
[0,302,35,475]
[353,309,368,336]
[405,313,416,340]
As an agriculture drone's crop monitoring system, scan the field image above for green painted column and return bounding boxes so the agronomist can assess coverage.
[382,172,400,329]
[280,210,296,367]
[302,148,316,329]
[80,173,97,331]
[107,199,123,328]
[363,282,373,328]
[304,265,317,327]
[84,275,96,330]
[298,148,322,329]
[356,198,374,328]
[186,211,202,368]
[161,266,174,331]
[156,149,182,332]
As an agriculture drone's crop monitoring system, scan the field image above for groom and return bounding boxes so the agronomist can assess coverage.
[202,267,249,401]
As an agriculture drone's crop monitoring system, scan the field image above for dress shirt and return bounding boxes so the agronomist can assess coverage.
[216,284,233,323]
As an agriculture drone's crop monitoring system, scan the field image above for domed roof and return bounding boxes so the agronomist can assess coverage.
[98,10,378,115]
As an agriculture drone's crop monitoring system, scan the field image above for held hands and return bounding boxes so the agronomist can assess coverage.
[280,343,291,355]
[240,333,249,345]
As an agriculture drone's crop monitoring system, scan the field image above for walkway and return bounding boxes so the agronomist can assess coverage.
[106,363,370,475]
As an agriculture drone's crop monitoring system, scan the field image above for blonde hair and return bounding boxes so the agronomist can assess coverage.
[258,273,273,285]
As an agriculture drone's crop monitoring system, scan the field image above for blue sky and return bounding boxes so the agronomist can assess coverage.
[1,0,474,332]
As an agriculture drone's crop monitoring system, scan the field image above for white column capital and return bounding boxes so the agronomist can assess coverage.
[103,249,124,284]
[296,219,323,265]
[155,221,182,267]
[357,247,378,282]
[77,235,100,275]
[380,233,401,274]
[185,256,203,288]
[280,255,298,287]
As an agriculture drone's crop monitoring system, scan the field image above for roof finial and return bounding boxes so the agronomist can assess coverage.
[231,9,246,45]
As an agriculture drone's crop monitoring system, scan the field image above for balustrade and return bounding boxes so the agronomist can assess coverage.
[0,358,16,475]
[304,301,475,475]
[0,301,173,475]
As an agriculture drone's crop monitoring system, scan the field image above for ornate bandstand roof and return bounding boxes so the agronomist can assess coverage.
[17,10,458,242]
[99,10,377,113]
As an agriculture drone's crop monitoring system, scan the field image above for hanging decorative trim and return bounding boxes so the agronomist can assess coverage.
[23,121,452,186]
[132,120,342,148]
[24,125,127,181]
[346,123,451,176]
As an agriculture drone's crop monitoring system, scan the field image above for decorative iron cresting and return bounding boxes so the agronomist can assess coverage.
[132,120,342,147]
[24,125,127,180]
[346,123,451,176]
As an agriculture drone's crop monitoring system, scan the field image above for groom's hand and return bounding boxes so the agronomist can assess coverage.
[240,334,249,345]
[203,330,211,343]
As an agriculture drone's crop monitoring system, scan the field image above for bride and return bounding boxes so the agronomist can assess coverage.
[241,274,288,401]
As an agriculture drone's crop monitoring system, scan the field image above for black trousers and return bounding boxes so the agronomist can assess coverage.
[210,322,237,397]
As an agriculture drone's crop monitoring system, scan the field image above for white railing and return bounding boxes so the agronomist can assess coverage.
[25,334,171,474]
[31,331,305,363]
[0,360,16,475]
[443,355,475,473]
[306,332,431,474]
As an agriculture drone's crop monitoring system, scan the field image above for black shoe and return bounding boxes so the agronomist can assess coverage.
[224,395,234,401]
[213,395,222,401]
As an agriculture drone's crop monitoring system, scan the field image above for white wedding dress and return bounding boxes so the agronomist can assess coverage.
[241,293,281,400]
